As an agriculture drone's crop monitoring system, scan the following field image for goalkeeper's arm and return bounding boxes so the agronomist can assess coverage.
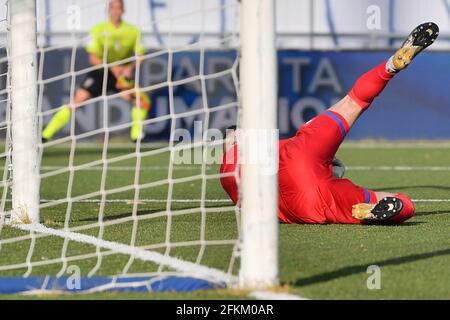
[88,52,127,80]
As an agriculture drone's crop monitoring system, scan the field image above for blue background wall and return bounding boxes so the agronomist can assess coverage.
[36,50,450,140]
[278,51,450,139]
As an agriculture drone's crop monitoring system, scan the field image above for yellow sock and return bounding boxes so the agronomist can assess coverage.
[42,105,71,140]
[131,106,148,141]
[135,91,151,111]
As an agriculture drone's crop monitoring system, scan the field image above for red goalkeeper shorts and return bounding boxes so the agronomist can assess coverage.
[278,111,377,224]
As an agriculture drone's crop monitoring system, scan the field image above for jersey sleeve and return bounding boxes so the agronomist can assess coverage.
[278,139,290,150]
[220,145,239,205]
[86,25,102,57]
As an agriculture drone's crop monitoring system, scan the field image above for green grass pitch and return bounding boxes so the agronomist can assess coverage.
[0,141,449,299]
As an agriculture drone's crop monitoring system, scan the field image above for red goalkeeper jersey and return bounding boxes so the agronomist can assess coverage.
[220,111,378,224]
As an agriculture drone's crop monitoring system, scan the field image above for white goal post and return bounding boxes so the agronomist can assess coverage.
[8,0,40,224]
[1,0,279,292]
[239,0,279,288]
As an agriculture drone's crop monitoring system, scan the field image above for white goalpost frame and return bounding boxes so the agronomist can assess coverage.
[8,0,40,224]
[239,0,279,288]
[1,0,279,292]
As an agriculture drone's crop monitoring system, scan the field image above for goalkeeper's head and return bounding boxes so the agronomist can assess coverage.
[223,125,237,154]
[109,0,125,23]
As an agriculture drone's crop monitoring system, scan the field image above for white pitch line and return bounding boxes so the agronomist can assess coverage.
[3,198,450,204]
[412,199,450,202]
[38,198,232,203]
[347,166,450,171]
[45,198,449,204]
[341,142,450,149]
[27,165,450,172]
[39,165,201,171]
[14,223,237,285]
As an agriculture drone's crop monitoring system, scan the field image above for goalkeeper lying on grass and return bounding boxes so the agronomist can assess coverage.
[220,22,439,224]
[42,0,151,143]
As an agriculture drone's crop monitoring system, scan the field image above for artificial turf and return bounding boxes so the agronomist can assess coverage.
[0,140,449,299]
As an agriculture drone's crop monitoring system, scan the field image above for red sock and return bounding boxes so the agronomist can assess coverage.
[348,62,395,110]
[389,193,415,224]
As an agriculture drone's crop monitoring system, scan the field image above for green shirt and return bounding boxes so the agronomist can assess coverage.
[86,20,145,64]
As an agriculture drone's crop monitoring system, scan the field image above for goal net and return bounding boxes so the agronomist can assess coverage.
[0,0,278,294]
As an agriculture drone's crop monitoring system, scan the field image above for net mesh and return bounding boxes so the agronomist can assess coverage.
[0,0,241,289]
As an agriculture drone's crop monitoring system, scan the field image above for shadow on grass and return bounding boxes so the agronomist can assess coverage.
[360,221,425,227]
[73,203,233,223]
[395,221,425,226]
[41,146,164,158]
[293,248,450,288]
[415,210,450,217]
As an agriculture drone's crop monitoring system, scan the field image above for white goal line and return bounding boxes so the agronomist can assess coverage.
[14,223,238,286]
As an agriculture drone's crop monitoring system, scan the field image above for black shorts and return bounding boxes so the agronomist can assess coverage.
[80,69,119,97]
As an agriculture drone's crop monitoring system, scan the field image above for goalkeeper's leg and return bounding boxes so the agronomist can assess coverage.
[116,75,152,142]
[333,22,439,225]
[300,58,396,164]
[352,193,415,224]
[130,90,152,142]
[329,22,439,129]
[42,88,91,142]
[304,21,438,159]
[42,68,114,141]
